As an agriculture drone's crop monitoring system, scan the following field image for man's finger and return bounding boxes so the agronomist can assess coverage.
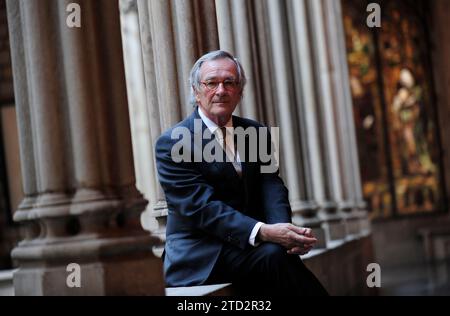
[288,225,314,238]
[296,235,317,245]
[288,225,308,235]
[290,238,316,249]
[287,246,312,255]
[303,228,313,237]
[290,234,307,246]
[287,247,301,255]
[287,242,314,253]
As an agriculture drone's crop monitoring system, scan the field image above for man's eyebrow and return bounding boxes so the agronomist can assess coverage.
[203,76,236,81]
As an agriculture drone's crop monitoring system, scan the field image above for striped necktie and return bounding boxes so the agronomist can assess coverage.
[220,127,242,177]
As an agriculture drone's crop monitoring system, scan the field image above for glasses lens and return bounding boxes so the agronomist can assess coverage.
[203,80,238,91]
[224,81,235,89]
[206,82,218,90]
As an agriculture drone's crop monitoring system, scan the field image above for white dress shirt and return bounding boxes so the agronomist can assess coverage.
[198,107,264,247]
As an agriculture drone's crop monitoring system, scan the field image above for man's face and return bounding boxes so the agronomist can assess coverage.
[195,58,242,126]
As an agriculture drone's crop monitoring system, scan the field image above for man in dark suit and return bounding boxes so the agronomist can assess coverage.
[155,50,328,295]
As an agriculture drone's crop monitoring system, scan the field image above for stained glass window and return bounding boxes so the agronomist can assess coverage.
[342,0,445,219]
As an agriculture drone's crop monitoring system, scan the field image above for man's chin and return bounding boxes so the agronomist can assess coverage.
[213,102,230,107]
[212,104,234,115]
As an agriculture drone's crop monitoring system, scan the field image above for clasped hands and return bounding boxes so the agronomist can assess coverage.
[258,223,317,255]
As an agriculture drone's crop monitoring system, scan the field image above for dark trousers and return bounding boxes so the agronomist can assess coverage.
[206,242,329,296]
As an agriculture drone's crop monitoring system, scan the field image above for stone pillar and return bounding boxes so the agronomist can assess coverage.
[266,0,326,248]
[310,0,370,236]
[5,0,37,226]
[7,0,164,295]
[216,0,263,120]
[148,0,182,125]
[139,0,183,257]
[135,0,167,257]
[230,0,259,121]
[136,0,219,257]
[216,0,235,53]
[249,0,278,127]
[195,0,219,53]
[216,0,240,117]
[172,0,199,115]
[119,0,158,232]
[326,0,370,234]
[289,0,346,245]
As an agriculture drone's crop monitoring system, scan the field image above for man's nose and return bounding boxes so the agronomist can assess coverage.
[215,83,227,95]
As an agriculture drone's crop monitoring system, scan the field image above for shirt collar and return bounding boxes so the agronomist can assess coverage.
[198,107,233,136]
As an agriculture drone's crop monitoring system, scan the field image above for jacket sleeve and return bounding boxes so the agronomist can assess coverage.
[260,171,292,224]
[155,132,258,250]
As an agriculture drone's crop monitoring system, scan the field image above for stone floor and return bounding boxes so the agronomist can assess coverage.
[380,259,450,296]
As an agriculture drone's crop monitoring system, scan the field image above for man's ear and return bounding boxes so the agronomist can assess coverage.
[194,89,201,103]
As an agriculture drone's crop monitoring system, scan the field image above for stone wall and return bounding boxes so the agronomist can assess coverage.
[371,214,450,268]
[305,235,377,295]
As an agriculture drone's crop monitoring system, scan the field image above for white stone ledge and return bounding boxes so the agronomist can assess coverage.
[327,240,346,249]
[301,248,328,259]
[302,232,371,260]
[1,233,372,296]
[0,269,15,296]
[0,269,14,282]
[165,283,232,296]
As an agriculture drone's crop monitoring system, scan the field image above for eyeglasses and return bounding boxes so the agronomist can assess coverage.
[200,80,240,91]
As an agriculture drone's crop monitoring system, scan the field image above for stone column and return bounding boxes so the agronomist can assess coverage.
[310,0,370,236]
[136,0,219,257]
[194,0,219,53]
[216,0,263,120]
[289,0,346,245]
[140,0,184,257]
[5,0,38,242]
[230,0,259,121]
[135,0,167,257]
[172,0,219,116]
[148,0,182,125]
[266,0,325,248]
[250,0,278,127]
[325,0,370,234]
[216,0,235,53]
[119,0,158,232]
[7,0,164,295]
[172,0,199,115]
[215,0,240,117]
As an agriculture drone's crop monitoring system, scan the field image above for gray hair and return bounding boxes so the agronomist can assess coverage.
[189,50,247,107]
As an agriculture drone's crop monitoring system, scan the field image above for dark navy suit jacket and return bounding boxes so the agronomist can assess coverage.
[155,107,292,287]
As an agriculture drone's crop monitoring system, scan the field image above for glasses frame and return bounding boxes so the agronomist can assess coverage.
[200,79,240,92]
